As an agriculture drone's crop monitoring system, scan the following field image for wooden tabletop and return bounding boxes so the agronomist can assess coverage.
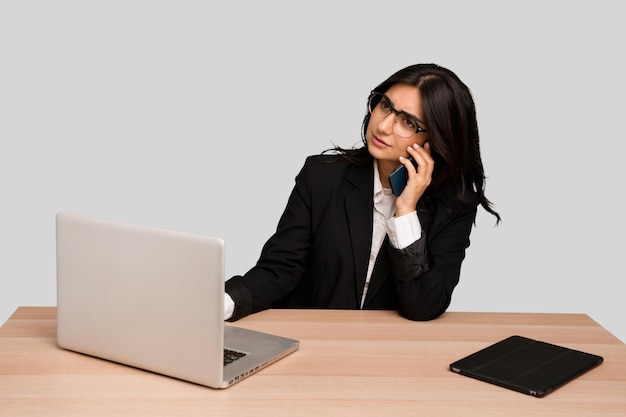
[1,307,625,416]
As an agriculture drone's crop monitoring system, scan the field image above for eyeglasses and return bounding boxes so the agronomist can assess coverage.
[367,91,427,138]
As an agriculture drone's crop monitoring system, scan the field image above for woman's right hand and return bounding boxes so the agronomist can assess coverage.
[395,142,434,216]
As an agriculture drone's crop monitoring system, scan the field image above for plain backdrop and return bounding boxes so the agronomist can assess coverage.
[1,1,624,342]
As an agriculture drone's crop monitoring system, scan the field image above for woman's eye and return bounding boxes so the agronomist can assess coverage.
[401,115,417,130]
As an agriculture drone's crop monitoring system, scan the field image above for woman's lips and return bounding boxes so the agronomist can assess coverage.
[372,136,389,148]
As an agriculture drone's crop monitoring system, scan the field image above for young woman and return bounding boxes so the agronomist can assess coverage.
[224,63,500,321]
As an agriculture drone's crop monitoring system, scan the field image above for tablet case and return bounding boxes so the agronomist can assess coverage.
[449,335,604,397]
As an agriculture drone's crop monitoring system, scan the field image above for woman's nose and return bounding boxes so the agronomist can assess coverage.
[377,112,395,135]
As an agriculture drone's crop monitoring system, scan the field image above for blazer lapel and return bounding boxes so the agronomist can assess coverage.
[344,162,374,303]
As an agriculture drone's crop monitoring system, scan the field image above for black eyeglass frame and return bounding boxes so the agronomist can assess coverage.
[367,91,428,136]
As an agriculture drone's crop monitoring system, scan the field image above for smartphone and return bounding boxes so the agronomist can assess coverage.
[388,157,418,197]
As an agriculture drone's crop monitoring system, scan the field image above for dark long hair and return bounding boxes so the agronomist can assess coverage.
[331,63,500,223]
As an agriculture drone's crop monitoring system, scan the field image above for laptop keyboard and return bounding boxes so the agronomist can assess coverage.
[224,348,247,366]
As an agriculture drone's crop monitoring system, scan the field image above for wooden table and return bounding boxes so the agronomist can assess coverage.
[1,307,625,416]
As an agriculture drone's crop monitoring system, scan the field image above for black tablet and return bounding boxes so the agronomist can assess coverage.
[449,335,604,397]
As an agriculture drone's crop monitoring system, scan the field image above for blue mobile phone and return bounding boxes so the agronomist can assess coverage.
[388,158,418,197]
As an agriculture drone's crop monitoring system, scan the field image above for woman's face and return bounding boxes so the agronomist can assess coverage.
[366,83,428,172]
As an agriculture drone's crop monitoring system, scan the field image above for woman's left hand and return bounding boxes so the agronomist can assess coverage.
[395,142,434,216]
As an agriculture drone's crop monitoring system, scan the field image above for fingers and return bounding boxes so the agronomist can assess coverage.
[404,142,434,177]
[394,143,434,215]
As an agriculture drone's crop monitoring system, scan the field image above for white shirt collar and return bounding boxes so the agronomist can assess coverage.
[373,160,385,198]
[373,160,395,218]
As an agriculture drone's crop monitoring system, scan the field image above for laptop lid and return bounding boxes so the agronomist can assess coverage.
[56,212,298,389]
[449,335,603,397]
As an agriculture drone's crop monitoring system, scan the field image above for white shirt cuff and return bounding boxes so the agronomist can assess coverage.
[386,211,422,249]
[224,293,235,320]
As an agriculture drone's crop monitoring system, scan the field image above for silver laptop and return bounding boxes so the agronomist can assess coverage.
[55,211,299,388]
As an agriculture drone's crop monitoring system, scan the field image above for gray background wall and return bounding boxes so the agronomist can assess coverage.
[2,1,624,342]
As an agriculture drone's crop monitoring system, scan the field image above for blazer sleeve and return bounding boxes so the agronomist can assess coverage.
[388,194,478,321]
[225,157,316,321]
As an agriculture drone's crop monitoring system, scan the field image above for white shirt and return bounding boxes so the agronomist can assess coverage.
[360,160,422,307]
[224,160,423,319]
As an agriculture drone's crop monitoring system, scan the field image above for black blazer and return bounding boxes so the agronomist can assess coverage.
[226,153,478,321]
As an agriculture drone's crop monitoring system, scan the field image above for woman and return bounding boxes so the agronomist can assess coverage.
[224,63,500,321]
